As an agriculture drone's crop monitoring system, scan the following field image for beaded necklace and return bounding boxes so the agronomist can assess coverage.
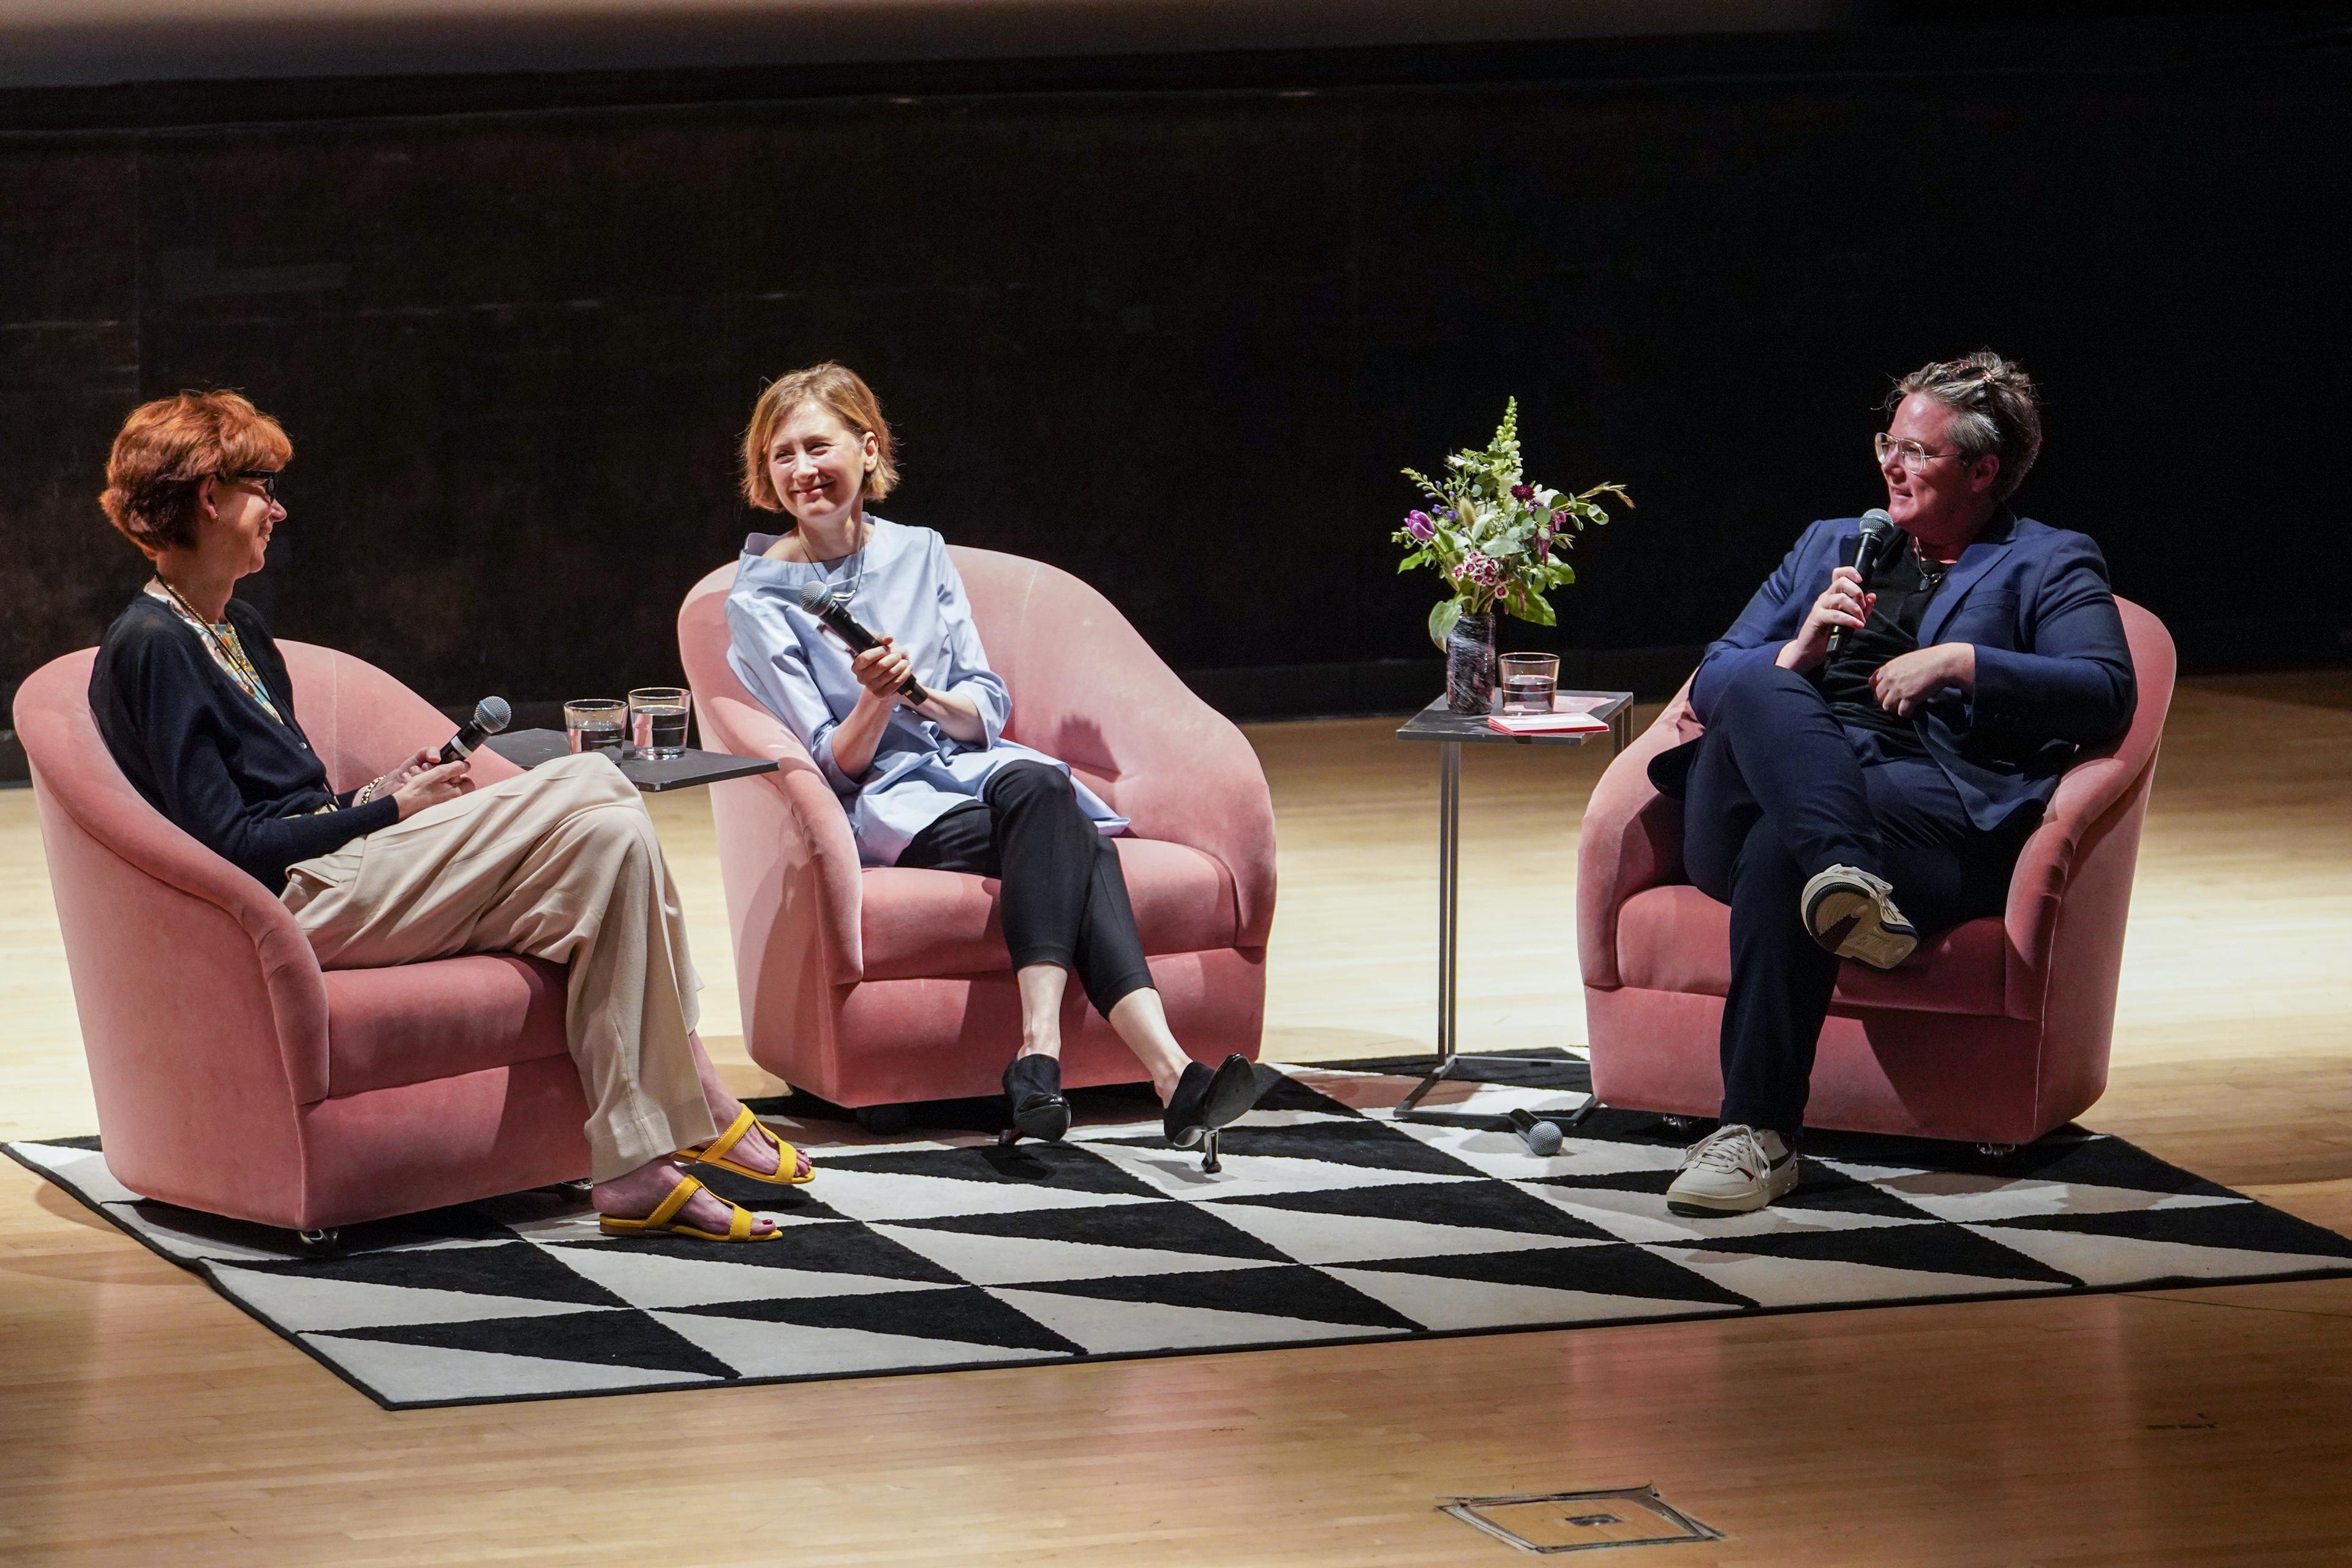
[146,578,291,728]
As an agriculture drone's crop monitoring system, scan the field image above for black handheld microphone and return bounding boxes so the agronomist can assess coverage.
[439,695,512,764]
[796,579,930,705]
[1826,508,1894,655]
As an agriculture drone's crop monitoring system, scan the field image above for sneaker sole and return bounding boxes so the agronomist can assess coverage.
[1665,1160,1801,1217]
[1808,891,1917,970]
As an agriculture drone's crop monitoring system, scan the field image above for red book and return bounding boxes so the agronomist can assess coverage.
[1487,709,1609,736]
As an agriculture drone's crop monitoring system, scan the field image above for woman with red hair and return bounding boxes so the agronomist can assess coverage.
[89,390,807,1242]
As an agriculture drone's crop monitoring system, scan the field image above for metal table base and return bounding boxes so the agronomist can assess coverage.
[1391,692,1634,1126]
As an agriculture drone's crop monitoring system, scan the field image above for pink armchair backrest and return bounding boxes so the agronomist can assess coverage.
[13,643,510,1197]
[1578,598,2176,1030]
[676,545,1276,992]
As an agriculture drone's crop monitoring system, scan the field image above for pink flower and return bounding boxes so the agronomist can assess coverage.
[1450,552,1506,589]
[1404,510,1435,541]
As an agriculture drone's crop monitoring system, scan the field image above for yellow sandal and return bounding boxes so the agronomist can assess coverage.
[598,1174,780,1242]
[674,1106,815,1186]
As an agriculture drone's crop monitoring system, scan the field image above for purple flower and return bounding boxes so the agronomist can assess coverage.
[1510,484,1534,502]
[1404,510,1435,541]
[1551,508,1570,528]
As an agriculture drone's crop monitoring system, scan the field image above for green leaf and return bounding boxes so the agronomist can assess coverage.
[1427,597,1464,650]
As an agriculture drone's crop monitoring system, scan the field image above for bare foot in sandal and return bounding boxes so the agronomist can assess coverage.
[685,1038,813,1182]
[593,1159,779,1238]
[697,1100,813,1182]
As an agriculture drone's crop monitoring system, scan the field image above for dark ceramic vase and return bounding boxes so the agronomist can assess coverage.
[1445,612,1498,714]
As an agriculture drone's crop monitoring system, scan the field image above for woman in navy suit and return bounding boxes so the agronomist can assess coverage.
[1656,352,2136,1217]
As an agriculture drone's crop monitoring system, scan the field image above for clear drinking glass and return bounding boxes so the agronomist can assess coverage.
[1497,653,1559,715]
[628,687,692,759]
[564,699,628,758]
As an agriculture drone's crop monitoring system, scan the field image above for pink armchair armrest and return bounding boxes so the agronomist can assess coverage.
[1575,694,1697,991]
[954,548,1276,949]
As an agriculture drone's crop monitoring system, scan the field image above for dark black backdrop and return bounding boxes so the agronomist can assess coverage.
[4,13,2347,734]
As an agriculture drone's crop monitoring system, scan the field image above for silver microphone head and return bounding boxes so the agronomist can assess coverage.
[796,579,837,614]
[1858,506,1894,543]
[473,696,511,735]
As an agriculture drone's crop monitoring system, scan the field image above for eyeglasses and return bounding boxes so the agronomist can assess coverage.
[227,469,281,502]
[1873,434,1964,473]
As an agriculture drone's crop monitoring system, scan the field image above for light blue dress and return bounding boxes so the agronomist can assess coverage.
[725,517,1128,866]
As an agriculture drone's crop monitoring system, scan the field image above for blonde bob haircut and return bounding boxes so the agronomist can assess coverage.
[739,362,899,510]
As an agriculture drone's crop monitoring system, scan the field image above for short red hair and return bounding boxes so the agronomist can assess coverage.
[99,390,292,555]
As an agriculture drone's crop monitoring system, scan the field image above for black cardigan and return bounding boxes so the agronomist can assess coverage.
[89,595,401,892]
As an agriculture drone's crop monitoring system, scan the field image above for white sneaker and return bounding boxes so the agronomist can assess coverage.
[1801,864,1918,970]
[1665,1125,1800,1216]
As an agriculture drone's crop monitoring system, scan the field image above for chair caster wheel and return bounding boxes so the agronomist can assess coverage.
[295,1228,341,1256]
[1975,1142,2017,1158]
[854,1104,915,1136]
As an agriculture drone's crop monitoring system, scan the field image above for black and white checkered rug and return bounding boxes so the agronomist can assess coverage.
[11,1052,2351,1410]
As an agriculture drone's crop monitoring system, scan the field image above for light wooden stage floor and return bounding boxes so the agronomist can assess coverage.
[4,674,2350,1566]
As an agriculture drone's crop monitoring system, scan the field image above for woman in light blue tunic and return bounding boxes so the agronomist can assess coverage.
[723,363,1260,1148]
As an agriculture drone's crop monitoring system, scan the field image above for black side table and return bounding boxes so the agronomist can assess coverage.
[481,728,779,793]
[1392,691,1635,1120]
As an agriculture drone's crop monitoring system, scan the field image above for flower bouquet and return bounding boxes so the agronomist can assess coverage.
[1393,399,1632,712]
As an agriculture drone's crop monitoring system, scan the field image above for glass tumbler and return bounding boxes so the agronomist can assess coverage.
[1497,653,1559,715]
[628,687,692,759]
[565,699,628,758]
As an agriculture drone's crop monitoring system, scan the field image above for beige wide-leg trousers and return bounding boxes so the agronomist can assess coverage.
[280,752,719,1182]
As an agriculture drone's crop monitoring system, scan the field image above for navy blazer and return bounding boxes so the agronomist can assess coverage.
[1678,511,2136,832]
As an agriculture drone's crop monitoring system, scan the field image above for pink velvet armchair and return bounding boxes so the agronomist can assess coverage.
[1577,598,2175,1149]
[17,644,588,1238]
[678,546,1276,1114]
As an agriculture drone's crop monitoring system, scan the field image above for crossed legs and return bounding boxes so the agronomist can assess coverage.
[1682,662,2021,1142]
[284,752,803,1238]
[903,762,1192,1101]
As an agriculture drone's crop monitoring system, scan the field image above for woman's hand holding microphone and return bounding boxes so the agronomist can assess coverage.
[1772,567,1975,715]
[365,744,471,820]
[849,635,918,710]
[845,634,986,750]
[1777,567,1874,675]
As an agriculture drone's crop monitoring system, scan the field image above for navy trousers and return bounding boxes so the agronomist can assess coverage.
[1679,663,2027,1139]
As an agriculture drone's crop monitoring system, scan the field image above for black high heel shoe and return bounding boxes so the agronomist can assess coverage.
[1164,1054,1261,1172]
[1001,1053,1071,1143]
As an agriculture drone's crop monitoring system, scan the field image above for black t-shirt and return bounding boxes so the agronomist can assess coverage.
[1820,532,1951,751]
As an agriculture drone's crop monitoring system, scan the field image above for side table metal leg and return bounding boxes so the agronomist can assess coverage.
[1438,738,1460,1065]
[1395,741,1463,1118]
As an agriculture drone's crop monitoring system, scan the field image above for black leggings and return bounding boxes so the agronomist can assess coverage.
[898,761,1155,1016]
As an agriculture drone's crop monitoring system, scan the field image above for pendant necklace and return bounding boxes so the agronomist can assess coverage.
[1912,537,1952,595]
[148,576,292,729]
[828,518,872,607]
